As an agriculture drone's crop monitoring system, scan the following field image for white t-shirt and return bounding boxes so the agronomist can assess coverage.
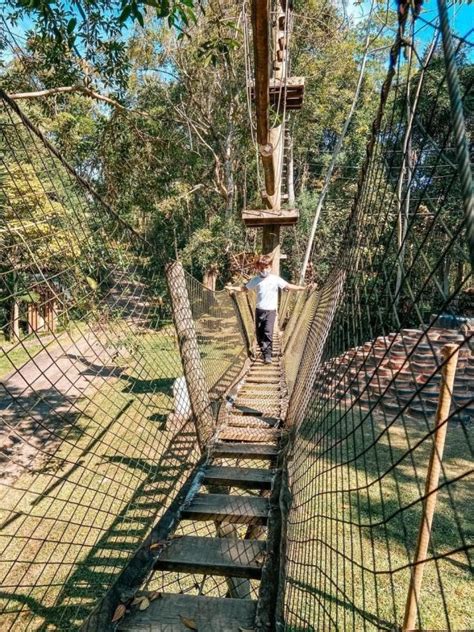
[245,274,288,310]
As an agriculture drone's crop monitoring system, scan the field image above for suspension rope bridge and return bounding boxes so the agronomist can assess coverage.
[0,0,472,630]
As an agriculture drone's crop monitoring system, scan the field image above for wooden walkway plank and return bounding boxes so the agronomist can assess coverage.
[228,415,278,428]
[218,427,281,443]
[211,441,279,459]
[181,493,269,524]
[244,375,281,384]
[203,465,275,489]
[153,536,266,578]
[118,593,257,631]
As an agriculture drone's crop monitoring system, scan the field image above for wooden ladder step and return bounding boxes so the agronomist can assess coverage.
[242,381,281,389]
[153,536,266,578]
[218,427,281,443]
[233,405,280,417]
[228,415,278,428]
[181,493,269,524]
[203,465,274,489]
[237,397,280,407]
[211,442,279,459]
[245,376,281,384]
[118,593,257,631]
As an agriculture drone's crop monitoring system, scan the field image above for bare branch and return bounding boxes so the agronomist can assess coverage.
[8,85,150,117]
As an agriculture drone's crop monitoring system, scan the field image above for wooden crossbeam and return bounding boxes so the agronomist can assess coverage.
[243,208,299,227]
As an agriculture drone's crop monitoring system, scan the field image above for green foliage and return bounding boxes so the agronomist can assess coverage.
[4,0,199,86]
[1,0,393,288]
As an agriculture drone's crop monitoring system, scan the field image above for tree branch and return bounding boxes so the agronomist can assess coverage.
[8,85,150,117]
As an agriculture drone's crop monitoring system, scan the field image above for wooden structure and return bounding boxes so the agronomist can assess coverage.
[246,0,305,273]
[166,261,215,450]
[243,208,299,227]
[117,339,286,631]
[27,284,58,334]
[114,3,304,629]
[250,76,306,111]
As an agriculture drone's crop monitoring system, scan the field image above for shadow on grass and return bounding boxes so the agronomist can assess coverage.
[285,576,395,631]
[1,418,199,632]
[120,376,175,395]
[293,400,472,628]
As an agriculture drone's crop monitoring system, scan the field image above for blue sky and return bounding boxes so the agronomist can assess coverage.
[347,0,473,42]
[1,0,472,66]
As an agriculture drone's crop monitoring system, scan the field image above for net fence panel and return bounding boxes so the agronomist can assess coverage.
[283,8,473,632]
[185,273,248,403]
[0,91,211,631]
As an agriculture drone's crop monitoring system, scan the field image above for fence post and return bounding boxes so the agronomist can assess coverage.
[402,343,459,631]
[166,260,215,451]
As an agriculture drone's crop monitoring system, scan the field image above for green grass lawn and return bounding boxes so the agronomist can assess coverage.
[284,404,473,631]
[0,329,203,631]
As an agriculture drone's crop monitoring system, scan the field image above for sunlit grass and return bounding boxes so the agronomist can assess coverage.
[285,405,473,631]
[0,328,201,631]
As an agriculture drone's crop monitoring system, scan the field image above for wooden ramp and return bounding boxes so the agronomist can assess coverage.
[118,343,286,631]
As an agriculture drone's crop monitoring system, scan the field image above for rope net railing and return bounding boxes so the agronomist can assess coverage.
[185,272,248,401]
[0,80,247,629]
[282,3,473,631]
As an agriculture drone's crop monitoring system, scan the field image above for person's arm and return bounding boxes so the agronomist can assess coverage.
[226,276,258,293]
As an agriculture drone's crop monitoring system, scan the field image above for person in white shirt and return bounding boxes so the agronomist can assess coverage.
[227,255,309,364]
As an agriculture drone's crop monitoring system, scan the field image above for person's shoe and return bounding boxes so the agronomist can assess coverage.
[264,357,273,364]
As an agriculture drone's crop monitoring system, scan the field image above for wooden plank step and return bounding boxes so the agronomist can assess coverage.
[218,427,281,443]
[242,208,299,227]
[232,407,280,419]
[228,415,278,428]
[241,383,281,391]
[182,494,269,524]
[211,442,279,459]
[118,593,257,631]
[203,466,274,489]
[237,397,280,407]
[245,376,281,385]
[154,536,265,578]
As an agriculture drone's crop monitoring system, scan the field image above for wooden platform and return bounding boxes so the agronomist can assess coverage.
[242,207,299,227]
[203,465,275,489]
[250,76,305,111]
[182,493,269,524]
[154,536,266,578]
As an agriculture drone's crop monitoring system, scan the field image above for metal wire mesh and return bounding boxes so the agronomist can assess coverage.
[282,5,473,630]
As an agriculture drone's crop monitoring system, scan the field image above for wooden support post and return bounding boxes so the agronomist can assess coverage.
[263,226,281,275]
[251,0,275,197]
[27,302,38,334]
[229,292,255,358]
[203,265,218,291]
[287,133,295,206]
[402,344,459,631]
[166,261,215,452]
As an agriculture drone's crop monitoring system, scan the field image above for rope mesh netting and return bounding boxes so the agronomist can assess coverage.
[0,1,473,631]
[0,85,247,629]
[282,6,473,631]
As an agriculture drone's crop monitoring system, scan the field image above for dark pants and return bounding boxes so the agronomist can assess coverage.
[255,308,276,361]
